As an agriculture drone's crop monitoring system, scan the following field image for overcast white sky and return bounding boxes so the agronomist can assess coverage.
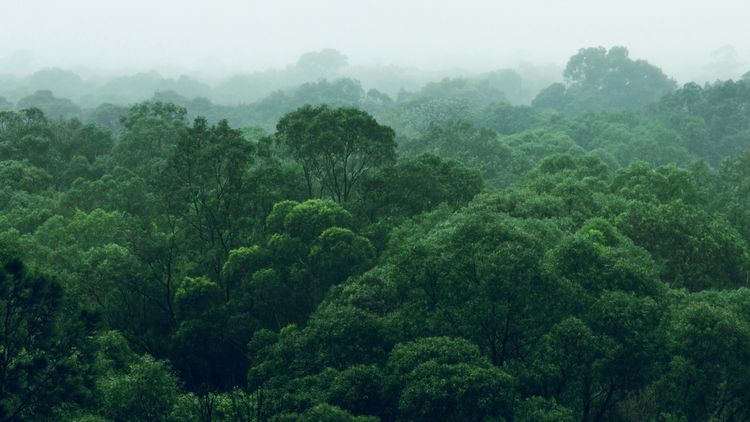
[2,0,749,81]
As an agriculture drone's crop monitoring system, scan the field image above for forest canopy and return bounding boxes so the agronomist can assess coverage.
[2,45,750,421]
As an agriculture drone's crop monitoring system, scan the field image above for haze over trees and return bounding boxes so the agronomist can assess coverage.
[532,46,677,114]
[2,44,750,421]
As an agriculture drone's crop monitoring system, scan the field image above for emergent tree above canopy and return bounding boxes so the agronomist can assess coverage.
[276,104,396,202]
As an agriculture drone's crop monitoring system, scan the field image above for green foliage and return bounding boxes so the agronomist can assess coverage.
[310,227,375,286]
[174,276,223,321]
[544,218,664,298]
[280,403,378,422]
[653,80,750,166]
[716,149,750,244]
[296,49,348,74]
[475,102,547,135]
[17,90,82,119]
[265,200,300,234]
[354,154,482,231]
[403,119,511,183]
[276,104,396,201]
[398,361,514,422]
[387,337,488,376]
[162,116,256,277]
[402,77,507,108]
[99,355,180,422]
[527,317,616,421]
[388,337,514,421]
[652,295,750,420]
[0,160,53,193]
[0,253,94,420]
[533,46,676,114]
[168,389,256,422]
[2,54,750,421]
[385,206,566,365]
[113,101,188,180]
[515,397,575,422]
[283,199,353,242]
[380,97,473,138]
[617,200,750,290]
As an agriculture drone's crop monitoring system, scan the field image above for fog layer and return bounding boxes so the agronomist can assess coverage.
[3,0,748,83]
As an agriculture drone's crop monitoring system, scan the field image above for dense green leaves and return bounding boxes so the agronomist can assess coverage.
[2,48,750,421]
[276,105,396,202]
[0,254,94,421]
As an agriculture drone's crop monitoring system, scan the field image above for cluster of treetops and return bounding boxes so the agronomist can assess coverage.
[0,48,560,109]
[2,45,750,421]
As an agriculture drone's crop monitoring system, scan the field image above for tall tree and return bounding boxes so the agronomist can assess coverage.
[162,117,255,280]
[276,105,396,202]
[533,46,676,114]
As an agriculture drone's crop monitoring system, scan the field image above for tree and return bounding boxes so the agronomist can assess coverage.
[0,109,61,181]
[309,227,375,290]
[616,200,750,291]
[282,199,352,243]
[384,205,567,367]
[295,49,349,76]
[99,355,180,422]
[113,102,188,181]
[515,397,575,422]
[50,118,113,164]
[172,276,248,390]
[162,117,255,280]
[716,150,750,245]
[84,103,128,134]
[474,102,546,135]
[533,46,676,114]
[406,77,506,108]
[652,79,750,166]
[27,68,84,99]
[294,78,365,107]
[399,362,514,422]
[0,253,93,421]
[544,218,664,298]
[527,317,616,422]
[280,403,377,422]
[653,298,750,420]
[224,199,373,329]
[16,90,81,120]
[388,337,515,422]
[354,153,482,224]
[276,105,396,202]
[0,160,52,193]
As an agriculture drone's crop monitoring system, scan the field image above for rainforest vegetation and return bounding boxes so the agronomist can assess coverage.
[2,46,750,421]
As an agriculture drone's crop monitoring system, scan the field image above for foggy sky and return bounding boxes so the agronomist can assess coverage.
[3,0,749,82]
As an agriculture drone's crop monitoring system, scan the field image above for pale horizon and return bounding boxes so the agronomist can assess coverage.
[2,0,749,84]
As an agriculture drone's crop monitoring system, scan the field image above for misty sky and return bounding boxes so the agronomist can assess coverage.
[3,0,749,81]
